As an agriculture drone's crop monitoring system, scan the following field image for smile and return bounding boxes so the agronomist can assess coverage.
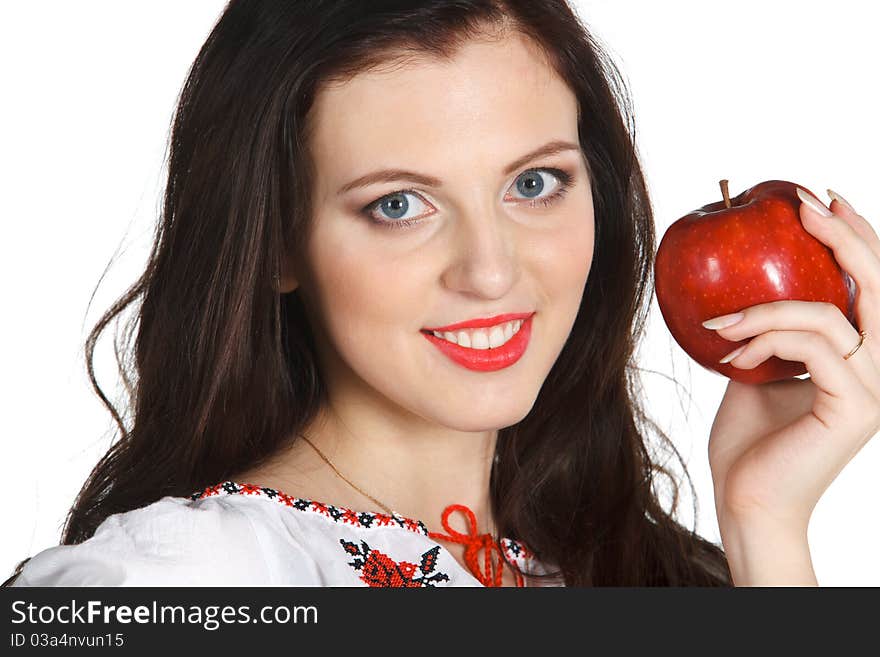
[421,313,534,372]
[428,318,524,349]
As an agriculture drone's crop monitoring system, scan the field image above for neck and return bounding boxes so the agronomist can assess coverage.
[281,402,500,536]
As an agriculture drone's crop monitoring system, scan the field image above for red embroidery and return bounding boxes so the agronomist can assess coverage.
[374,513,396,527]
[311,501,331,517]
[199,483,224,497]
[340,509,360,525]
[340,539,450,587]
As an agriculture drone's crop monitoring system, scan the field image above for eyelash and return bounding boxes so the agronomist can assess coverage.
[360,167,575,230]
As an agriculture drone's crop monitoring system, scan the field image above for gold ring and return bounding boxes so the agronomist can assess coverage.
[844,330,868,361]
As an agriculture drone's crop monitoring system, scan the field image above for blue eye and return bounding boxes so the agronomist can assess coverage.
[360,167,575,230]
[363,190,431,227]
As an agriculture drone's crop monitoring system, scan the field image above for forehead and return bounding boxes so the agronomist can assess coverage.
[307,33,580,182]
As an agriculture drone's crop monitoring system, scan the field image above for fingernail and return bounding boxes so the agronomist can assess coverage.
[796,187,833,217]
[702,312,745,330]
[827,188,856,213]
[719,344,747,364]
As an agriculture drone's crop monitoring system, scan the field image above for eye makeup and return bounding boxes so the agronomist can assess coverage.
[359,166,576,231]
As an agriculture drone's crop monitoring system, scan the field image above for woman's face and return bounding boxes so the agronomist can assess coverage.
[289,32,594,433]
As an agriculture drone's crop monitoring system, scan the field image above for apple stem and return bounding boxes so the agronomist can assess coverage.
[719,179,731,208]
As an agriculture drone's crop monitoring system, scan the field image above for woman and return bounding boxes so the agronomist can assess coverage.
[6,0,878,587]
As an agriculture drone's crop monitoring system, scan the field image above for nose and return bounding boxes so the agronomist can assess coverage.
[439,205,520,299]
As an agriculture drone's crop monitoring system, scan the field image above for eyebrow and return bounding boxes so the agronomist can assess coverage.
[336,139,582,196]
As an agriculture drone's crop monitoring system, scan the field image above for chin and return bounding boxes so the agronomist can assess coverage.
[432,397,536,433]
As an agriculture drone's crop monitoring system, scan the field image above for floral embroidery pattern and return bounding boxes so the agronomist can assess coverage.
[339,539,450,587]
[190,481,430,536]
[189,480,534,570]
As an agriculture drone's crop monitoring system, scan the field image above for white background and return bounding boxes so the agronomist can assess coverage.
[2,1,878,584]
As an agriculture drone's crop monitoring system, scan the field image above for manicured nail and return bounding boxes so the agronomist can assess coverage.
[719,344,747,364]
[702,312,744,330]
[796,187,833,217]
[827,188,856,213]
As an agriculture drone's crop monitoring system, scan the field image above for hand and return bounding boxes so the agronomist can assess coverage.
[706,189,880,580]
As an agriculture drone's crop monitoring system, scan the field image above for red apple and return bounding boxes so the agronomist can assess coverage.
[654,179,856,385]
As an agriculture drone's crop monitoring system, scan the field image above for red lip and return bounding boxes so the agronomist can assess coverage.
[422,313,533,372]
[422,311,535,333]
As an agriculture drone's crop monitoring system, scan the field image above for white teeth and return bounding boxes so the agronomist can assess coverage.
[488,325,505,349]
[471,330,490,349]
[431,319,524,349]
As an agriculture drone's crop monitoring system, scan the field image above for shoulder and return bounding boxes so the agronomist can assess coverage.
[10,494,316,586]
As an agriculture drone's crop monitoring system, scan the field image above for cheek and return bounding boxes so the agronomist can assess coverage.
[531,206,595,295]
[308,229,423,341]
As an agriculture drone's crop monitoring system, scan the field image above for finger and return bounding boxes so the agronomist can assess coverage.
[726,329,880,471]
[826,189,880,260]
[797,187,880,303]
[726,329,875,414]
[711,300,880,399]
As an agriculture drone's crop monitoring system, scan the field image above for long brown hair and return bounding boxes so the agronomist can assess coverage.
[6,0,730,586]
